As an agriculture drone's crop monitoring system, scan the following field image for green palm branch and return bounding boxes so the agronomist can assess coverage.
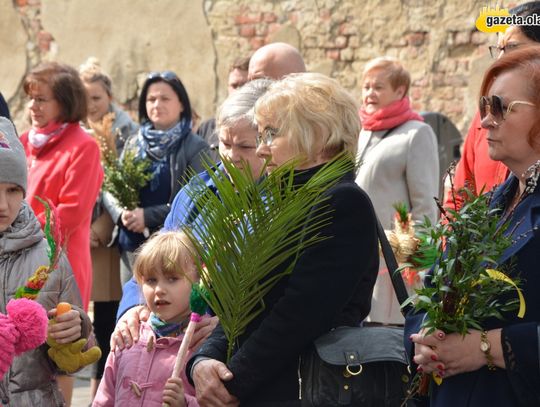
[102,150,152,210]
[184,155,354,361]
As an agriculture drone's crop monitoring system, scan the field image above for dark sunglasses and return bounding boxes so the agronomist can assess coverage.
[147,70,179,82]
[479,95,535,123]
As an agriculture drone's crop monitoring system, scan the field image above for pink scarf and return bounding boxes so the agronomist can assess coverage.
[28,121,68,148]
[359,97,423,132]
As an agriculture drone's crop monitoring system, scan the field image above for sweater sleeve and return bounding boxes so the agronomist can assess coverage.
[102,191,124,225]
[116,277,144,322]
[501,322,540,404]
[92,350,118,407]
[163,186,189,231]
[223,184,379,400]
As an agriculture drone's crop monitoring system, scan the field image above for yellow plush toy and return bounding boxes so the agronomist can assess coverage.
[46,303,101,373]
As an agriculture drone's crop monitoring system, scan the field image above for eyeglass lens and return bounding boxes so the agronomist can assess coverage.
[480,95,504,121]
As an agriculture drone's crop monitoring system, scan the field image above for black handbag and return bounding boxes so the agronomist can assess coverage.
[300,219,414,406]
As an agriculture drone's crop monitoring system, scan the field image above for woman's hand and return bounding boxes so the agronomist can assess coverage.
[193,359,239,407]
[110,305,150,351]
[162,377,186,407]
[189,316,219,352]
[411,329,502,378]
[47,308,82,344]
[121,208,146,233]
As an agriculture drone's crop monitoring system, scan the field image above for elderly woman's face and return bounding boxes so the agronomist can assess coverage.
[146,81,184,131]
[84,81,111,123]
[27,82,62,128]
[218,120,264,179]
[362,68,404,114]
[255,115,325,173]
[481,68,538,173]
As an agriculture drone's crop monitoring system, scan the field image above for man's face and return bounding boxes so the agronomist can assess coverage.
[228,68,248,95]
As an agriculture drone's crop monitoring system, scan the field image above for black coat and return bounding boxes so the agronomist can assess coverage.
[188,167,380,406]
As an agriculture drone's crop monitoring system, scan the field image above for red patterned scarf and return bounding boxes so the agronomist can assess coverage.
[359,97,423,132]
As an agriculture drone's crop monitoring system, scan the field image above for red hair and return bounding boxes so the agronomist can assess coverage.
[480,45,540,150]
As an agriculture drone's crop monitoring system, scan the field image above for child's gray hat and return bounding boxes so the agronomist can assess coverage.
[0,117,27,195]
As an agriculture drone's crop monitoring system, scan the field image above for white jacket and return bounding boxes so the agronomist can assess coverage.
[356,120,439,324]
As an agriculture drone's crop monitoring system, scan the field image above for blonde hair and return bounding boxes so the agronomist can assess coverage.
[254,72,359,161]
[79,57,113,97]
[133,231,198,284]
[363,56,411,95]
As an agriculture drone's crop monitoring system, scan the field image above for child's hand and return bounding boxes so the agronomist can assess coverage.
[162,377,185,407]
[47,307,82,344]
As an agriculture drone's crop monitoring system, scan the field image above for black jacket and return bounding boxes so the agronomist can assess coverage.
[188,167,379,406]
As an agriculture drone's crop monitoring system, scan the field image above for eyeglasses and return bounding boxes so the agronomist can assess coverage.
[26,96,54,106]
[147,71,179,82]
[256,127,279,147]
[488,42,521,59]
[479,95,536,123]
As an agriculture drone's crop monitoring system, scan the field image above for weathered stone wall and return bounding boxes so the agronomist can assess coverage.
[1,0,525,135]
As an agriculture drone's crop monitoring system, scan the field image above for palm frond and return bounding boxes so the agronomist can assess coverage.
[185,155,354,361]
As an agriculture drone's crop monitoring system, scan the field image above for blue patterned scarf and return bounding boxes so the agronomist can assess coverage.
[136,118,191,191]
[148,312,188,338]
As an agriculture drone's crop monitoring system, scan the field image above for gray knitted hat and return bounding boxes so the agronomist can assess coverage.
[0,117,27,195]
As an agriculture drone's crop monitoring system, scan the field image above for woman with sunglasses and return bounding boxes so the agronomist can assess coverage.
[105,71,209,283]
[406,46,540,406]
[445,1,540,211]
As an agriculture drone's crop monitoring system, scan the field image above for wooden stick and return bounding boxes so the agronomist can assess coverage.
[172,313,201,378]
[163,313,202,407]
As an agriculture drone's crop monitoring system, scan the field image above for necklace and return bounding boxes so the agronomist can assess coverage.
[501,159,540,221]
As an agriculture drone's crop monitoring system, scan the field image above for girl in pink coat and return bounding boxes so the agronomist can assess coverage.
[93,231,200,407]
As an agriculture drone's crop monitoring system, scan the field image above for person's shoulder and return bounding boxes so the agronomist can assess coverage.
[399,119,433,133]
[65,123,100,147]
[328,174,373,204]
[186,130,210,150]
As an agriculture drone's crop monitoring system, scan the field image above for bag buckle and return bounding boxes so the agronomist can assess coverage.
[344,351,362,376]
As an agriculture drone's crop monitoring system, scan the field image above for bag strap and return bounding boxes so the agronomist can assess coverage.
[376,219,413,316]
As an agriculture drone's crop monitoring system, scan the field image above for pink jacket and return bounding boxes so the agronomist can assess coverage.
[444,112,509,210]
[93,322,198,407]
[21,123,103,310]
